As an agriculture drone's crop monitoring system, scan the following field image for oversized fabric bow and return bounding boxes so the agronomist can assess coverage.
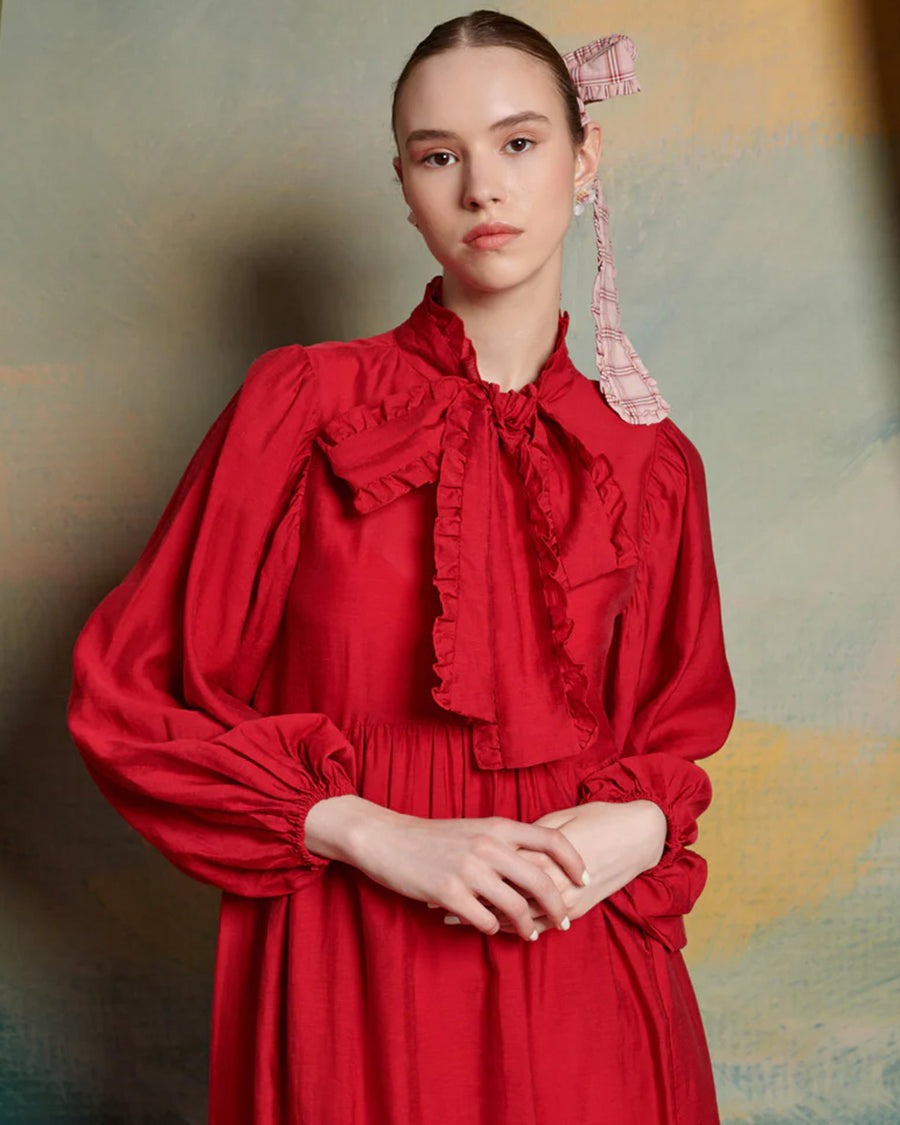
[316,290,641,772]
[561,34,671,425]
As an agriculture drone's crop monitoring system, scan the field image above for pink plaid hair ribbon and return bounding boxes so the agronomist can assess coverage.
[560,34,670,424]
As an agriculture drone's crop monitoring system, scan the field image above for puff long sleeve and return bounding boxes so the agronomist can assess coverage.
[67,346,359,897]
[578,422,736,951]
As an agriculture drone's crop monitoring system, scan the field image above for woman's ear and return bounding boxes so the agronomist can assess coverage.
[393,155,411,206]
[574,122,603,194]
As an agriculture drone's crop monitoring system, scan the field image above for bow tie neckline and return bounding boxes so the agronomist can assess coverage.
[393,274,579,432]
[315,275,639,771]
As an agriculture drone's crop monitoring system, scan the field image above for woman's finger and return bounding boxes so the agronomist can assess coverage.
[444,913,552,935]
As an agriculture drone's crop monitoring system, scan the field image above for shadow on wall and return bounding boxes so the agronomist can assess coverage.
[0,238,355,1124]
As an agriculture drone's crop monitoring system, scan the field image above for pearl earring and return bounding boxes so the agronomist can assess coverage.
[573,183,595,217]
[407,210,418,227]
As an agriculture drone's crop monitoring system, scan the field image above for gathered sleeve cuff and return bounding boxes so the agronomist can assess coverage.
[578,422,736,950]
[67,346,359,897]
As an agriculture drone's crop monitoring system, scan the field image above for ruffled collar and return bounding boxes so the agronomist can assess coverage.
[315,275,638,771]
[393,274,579,429]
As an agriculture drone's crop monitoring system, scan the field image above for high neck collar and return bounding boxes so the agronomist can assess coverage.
[394,275,579,420]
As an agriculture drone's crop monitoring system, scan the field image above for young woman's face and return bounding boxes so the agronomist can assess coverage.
[393,45,594,295]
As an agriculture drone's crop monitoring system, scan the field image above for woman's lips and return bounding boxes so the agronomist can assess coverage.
[465,231,522,251]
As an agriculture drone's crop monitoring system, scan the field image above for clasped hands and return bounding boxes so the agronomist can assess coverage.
[429,799,667,939]
[345,795,668,944]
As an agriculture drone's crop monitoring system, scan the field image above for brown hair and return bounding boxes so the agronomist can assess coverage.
[390,9,585,151]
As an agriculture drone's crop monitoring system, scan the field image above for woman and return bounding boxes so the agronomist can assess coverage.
[68,10,736,1124]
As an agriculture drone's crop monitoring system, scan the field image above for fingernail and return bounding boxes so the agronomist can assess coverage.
[443,915,461,925]
[528,929,539,941]
[560,915,570,931]
[581,870,591,887]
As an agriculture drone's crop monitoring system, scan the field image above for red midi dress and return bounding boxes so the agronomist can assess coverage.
[67,274,736,1125]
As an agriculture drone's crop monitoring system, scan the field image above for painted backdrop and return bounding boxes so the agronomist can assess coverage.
[0,1,897,1122]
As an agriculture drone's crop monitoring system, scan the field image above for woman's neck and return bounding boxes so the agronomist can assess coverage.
[440,259,563,392]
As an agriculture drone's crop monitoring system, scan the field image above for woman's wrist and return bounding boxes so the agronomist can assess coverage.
[304,794,400,865]
[631,799,668,871]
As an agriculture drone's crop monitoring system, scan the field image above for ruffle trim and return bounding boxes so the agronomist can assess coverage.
[317,382,434,444]
[316,380,456,515]
[428,397,642,766]
[350,453,439,515]
[577,75,641,105]
[547,412,641,570]
[587,448,641,568]
[316,379,477,728]
[429,392,471,719]
[514,435,601,757]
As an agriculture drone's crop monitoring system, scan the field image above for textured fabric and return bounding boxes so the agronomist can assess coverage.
[67,275,736,1125]
[561,34,672,424]
[317,277,640,773]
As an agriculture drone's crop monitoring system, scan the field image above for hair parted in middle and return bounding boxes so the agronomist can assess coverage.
[390,9,587,150]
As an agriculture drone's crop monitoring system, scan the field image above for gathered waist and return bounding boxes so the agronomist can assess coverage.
[334,712,597,821]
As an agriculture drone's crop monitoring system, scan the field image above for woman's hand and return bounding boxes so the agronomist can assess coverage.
[341,804,591,941]
[430,800,667,936]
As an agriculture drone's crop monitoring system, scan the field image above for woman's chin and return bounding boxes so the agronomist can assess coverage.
[440,256,541,297]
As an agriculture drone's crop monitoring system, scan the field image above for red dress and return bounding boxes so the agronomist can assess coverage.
[67,274,736,1125]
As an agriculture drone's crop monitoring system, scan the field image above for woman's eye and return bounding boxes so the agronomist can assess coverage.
[421,152,457,168]
[505,137,535,153]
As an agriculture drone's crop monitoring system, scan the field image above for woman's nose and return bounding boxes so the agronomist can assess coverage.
[461,159,504,210]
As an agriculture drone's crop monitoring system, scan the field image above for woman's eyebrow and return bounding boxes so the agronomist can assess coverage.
[404,110,551,148]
